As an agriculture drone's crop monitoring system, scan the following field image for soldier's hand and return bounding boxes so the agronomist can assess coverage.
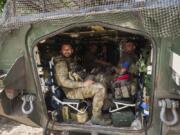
[83,80,94,87]
[111,66,118,73]
[114,67,127,74]
[120,68,127,73]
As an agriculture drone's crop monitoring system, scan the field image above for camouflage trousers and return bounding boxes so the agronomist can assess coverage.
[86,73,113,88]
[66,83,106,118]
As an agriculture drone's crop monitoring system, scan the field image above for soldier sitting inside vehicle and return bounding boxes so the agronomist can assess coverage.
[84,44,112,73]
[83,44,114,88]
[112,40,138,99]
[54,43,111,126]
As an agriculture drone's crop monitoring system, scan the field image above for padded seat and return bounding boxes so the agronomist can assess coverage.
[48,58,89,114]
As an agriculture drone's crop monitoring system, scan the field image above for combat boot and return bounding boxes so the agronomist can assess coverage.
[91,115,111,126]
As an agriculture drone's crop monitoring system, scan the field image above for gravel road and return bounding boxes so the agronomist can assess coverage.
[0,118,43,135]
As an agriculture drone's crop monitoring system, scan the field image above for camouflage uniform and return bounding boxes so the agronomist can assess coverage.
[121,52,138,96]
[114,52,138,98]
[55,55,106,118]
[84,51,113,87]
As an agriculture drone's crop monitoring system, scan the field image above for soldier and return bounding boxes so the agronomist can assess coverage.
[117,40,138,75]
[112,40,138,99]
[84,44,112,73]
[83,44,114,87]
[55,43,111,125]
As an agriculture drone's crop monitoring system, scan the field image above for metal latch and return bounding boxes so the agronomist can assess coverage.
[158,99,179,126]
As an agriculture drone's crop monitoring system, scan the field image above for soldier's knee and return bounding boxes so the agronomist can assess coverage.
[91,83,106,97]
[131,84,136,96]
[96,83,106,96]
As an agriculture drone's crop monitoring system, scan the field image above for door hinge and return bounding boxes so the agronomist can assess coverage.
[158,99,179,126]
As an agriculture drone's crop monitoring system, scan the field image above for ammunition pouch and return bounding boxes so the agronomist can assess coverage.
[111,74,131,99]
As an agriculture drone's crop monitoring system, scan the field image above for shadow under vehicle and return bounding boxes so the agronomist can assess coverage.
[0,0,180,135]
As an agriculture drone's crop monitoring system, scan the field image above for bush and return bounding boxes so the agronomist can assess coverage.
[0,0,6,13]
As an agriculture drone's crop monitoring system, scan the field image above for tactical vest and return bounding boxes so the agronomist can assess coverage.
[112,53,138,99]
[119,52,138,74]
[55,55,87,81]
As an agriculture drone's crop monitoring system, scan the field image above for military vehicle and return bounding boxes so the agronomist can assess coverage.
[0,0,180,135]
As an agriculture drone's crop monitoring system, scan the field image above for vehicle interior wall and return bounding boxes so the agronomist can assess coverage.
[33,25,153,130]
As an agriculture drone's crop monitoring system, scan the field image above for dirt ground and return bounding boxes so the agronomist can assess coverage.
[0,118,43,135]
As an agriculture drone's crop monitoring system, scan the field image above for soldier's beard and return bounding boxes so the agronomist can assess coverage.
[63,53,72,57]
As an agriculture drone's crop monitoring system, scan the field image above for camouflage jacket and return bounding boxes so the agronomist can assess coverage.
[54,55,85,91]
[119,52,138,74]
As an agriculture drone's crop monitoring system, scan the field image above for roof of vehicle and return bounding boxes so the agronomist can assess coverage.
[0,0,180,37]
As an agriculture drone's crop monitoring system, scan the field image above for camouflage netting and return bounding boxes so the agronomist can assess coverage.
[0,0,180,37]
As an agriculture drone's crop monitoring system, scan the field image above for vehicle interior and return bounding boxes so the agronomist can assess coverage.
[34,25,153,129]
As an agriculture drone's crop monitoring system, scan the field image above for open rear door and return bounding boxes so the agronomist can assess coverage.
[158,42,180,135]
[0,56,45,128]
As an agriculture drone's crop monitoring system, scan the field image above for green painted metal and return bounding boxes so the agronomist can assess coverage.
[0,10,179,135]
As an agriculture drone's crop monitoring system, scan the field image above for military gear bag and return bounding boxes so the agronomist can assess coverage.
[111,110,135,127]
